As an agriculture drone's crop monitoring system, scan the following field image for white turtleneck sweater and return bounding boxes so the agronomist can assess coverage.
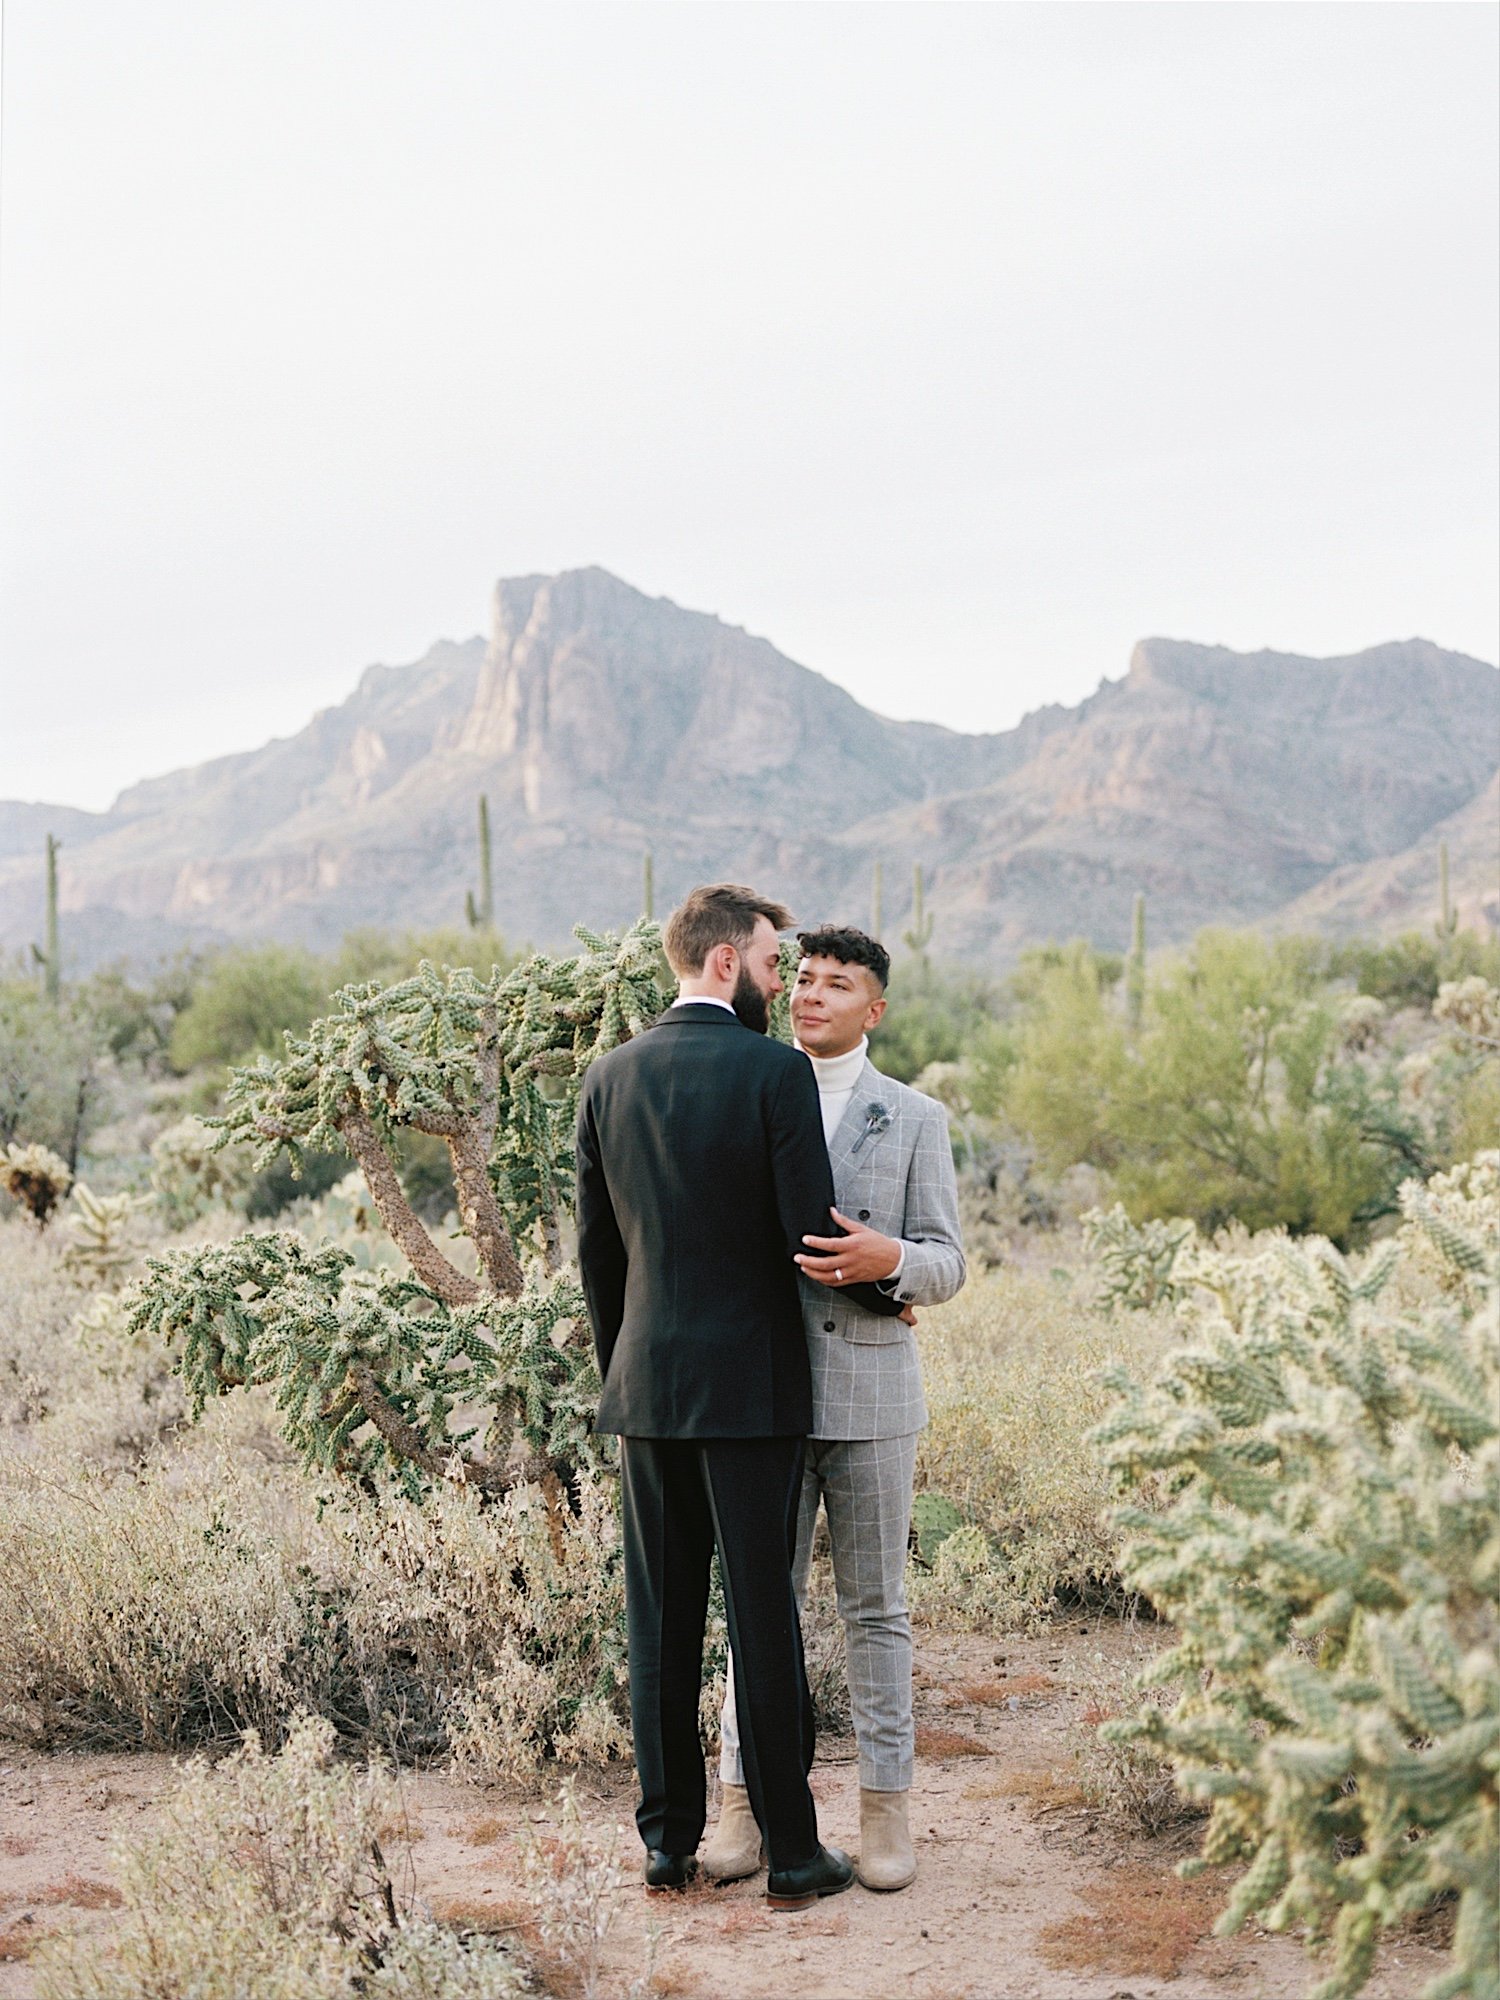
[799,1035,905,1283]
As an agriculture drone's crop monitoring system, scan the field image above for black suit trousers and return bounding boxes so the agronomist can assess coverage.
[619,1434,818,1872]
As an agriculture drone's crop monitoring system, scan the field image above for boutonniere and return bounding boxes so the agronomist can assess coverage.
[850,1101,892,1154]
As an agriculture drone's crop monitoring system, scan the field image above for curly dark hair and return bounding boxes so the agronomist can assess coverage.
[795,926,891,991]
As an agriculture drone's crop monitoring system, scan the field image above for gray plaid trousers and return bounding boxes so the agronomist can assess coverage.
[719,1432,920,1793]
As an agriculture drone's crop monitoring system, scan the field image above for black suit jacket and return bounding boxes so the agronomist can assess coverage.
[576,1003,903,1438]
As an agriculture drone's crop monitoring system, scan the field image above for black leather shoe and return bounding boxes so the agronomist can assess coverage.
[644,1849,698,1891]
[765,1843,855,1910]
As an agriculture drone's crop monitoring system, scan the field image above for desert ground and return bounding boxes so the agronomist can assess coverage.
[0,1622,1447,2000]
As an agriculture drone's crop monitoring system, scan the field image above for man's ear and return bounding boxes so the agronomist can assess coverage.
[709,941,738,984]
[865,994,888,1033]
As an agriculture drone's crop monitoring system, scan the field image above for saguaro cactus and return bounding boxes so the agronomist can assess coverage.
[1436,840,1458,941]
[903,864,934,969]
[1126,892,1147,1030]
[31,834,61,1003]
[642,849,654,921]
[465,795,494,931]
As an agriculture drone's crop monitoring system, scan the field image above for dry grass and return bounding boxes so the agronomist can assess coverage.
[429,1893,530,1935]
[465,1815,507,1846]
[718,1902,772,1937]
[913,1268,1175,1629]
[373,1813,425,1846]
[944,1672,1055,1705]
[914,1724,991,1760]
[1038,1864,1228,1979]
[0,1834,35,1857]
[968,1768,1090,1812]
[31,1873,124,1909]
[0,1917,52,1964]
[643,1960,695,1996]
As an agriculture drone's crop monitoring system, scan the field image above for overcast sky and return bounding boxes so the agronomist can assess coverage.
[2,2,1496,812]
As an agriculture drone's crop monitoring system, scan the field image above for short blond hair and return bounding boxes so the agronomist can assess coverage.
[662,883,794,976]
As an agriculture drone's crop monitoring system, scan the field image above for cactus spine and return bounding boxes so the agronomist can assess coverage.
[903,863,934,969]
[1126,891,1146,1030]
[465,794,494,931]
[1437,840,1458,940]
[31,834,61,1003]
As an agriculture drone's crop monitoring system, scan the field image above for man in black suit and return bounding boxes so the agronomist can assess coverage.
[575,883,903,1909]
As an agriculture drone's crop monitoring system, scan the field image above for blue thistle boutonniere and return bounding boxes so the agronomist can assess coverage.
[851,1101,892,1155]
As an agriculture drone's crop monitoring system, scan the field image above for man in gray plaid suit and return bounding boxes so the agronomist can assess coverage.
[706,926,966,1893]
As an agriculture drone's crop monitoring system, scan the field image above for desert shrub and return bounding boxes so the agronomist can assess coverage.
[1092,1169,1499,2000]
[1067,1650,1200,1837]
[1001,929,1495,1246]
[0,1440,632,1772]
[0,982,114,1167]
[910,1268,1174,1628]
[873,963,1006,1085]
[1331,930,1500,1010]
[34,1712,528,2000]
[0,1450,335,1750]
[168,942,330,1074]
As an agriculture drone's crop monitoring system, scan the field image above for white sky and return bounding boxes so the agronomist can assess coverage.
[2,2,1496,812]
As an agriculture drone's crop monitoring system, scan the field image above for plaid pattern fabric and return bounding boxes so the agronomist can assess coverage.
[719,1433,921,1793]
[802,1061,966,1442]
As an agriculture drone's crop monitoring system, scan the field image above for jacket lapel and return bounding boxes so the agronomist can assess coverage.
[826,1058,891,1174]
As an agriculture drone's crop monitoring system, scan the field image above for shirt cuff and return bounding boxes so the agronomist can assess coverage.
[876,1241,907,1294]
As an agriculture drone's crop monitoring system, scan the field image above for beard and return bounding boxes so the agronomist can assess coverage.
[731,964,771,1035]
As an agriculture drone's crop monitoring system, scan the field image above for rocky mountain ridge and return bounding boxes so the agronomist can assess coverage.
[1,568,1494,970]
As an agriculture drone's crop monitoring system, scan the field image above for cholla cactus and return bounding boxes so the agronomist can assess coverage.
[1397,1152,1500,1308]
[1082,1202,1197,1311]
[124,924,671,1498]
[1336,992,1387,1052]
[1092,1178,1499,2000]
[62,1182,151,1283]
[1434,976,1500,1047]
[150,1114,254,1226]
[2,1140,72,1226]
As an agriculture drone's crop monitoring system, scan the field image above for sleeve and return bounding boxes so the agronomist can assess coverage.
[769,1057,905,1319]
[574,1081,628,1382]
[882,1099,968,1308]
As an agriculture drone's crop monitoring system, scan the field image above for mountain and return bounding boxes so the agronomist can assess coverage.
[1274,769,1500,940]
[0,568,1494,971]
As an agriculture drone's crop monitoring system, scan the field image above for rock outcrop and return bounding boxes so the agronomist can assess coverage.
[0,570,1493,970]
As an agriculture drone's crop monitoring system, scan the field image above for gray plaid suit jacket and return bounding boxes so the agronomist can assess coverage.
[802,1058,966,1440]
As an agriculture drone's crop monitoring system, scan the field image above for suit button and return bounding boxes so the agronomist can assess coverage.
[858,1209,870,1221]
[824,1320,836,1333]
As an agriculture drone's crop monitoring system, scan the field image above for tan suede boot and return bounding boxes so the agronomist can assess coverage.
[701,1783,764,1882]
[857,1788,916,1891]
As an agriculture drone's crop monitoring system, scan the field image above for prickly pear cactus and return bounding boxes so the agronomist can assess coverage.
[911,1491,965,1566]
[1091,1172,1500,2000]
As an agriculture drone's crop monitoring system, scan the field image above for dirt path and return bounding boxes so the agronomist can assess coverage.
[0,1623,1448,2000]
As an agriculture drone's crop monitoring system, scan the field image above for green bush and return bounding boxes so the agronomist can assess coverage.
[1001,930,1491,1246]
[168,943,329,1074]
